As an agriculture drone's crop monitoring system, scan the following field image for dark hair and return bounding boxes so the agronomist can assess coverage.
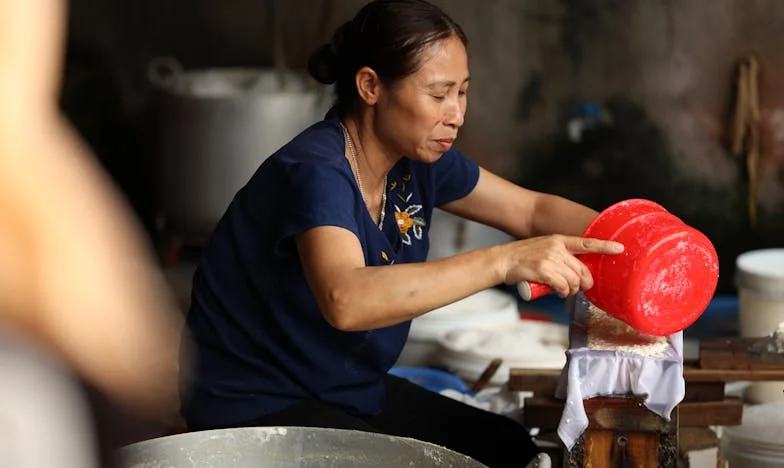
[308,0,468,113]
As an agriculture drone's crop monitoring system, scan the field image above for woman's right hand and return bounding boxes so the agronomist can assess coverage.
[499,235,624,298]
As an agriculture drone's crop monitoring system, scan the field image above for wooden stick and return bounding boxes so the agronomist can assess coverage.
[471,358,503,393]
[731,62,749,155]
[746,55,761,228]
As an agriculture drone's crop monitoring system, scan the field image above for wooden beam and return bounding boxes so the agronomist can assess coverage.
[508,366,784,390]
[521,397,742,430]
[683,366,784,382]
[699,337,784,370]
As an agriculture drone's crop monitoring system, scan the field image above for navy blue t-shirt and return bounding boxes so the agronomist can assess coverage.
[181,115,480,427]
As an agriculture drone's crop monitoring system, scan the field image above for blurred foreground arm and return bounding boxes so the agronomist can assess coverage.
[0,0,183,419]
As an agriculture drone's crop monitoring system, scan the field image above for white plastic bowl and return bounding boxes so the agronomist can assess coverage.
[395,289,520,367]
[435,320,569,386]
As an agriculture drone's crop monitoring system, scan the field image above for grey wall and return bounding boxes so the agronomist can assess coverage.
[63,0,784,292]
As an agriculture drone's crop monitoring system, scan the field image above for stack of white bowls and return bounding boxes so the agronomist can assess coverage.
[396,289,521,368]
[435,320,569,387]
[721,402,784,467]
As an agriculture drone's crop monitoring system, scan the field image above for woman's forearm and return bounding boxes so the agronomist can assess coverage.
[530,193,599,238]
[309,242,509,332]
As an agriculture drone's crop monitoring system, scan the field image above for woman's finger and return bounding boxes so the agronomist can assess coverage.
[561,236,624,255]
[562,254,593,291]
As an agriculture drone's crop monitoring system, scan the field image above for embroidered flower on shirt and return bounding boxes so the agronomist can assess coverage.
[391,173,426,246]
[394,204,425,245]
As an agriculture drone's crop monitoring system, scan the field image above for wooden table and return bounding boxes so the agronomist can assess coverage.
[508,337,784,467]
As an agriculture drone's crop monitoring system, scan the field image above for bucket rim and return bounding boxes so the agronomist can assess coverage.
[736,249,784,279]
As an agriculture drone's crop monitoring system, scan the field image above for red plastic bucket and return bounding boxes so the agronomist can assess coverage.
[519,199,719,336]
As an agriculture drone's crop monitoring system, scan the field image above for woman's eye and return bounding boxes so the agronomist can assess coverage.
[458,90,467,97]
[432,95,446,102]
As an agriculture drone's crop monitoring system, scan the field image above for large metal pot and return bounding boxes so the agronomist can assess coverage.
[117,427,487,467]
[148,57,332,245]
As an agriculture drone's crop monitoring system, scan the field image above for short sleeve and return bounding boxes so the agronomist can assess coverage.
[273,160,361,255]
[431,147,480,206]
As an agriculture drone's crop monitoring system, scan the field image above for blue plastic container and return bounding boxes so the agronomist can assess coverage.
[684,294,739,339]
[388,367,470,394]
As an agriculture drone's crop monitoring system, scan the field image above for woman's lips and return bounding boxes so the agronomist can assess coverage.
[434,138,454,151]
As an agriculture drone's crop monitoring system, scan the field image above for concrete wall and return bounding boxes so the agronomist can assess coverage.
[63,0,784,292]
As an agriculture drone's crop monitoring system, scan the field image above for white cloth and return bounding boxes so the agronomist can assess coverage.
[556,294,685,450]
[0,329,99,468]
[439,386,528,423]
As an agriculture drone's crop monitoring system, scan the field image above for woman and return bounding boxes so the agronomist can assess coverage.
[180,0,623,466]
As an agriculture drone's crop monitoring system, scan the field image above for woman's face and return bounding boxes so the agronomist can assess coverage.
[375,35,469,163]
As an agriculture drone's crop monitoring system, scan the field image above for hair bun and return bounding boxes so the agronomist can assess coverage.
[307,43,338,84]
[308,20,355,85]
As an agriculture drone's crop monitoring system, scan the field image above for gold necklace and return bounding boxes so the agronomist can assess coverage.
[340,122,387,229]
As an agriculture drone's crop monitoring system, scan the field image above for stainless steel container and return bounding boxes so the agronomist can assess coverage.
[148,57,331,244]
[117,427,487,467]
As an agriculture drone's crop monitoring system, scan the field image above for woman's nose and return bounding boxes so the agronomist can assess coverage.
[444,102,464,128]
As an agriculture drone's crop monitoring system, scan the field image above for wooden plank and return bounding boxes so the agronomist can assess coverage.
[508,366,784,389]
[510,369,726,401]
[522,397,742,430]
[699,338,753,369]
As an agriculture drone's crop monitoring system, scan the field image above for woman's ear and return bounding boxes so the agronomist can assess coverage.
[355,66,382,106]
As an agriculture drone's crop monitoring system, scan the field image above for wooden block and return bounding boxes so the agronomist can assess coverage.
[566,401,678,468]
[523,396,565,430]
[522,397,742,430]
[699,338,744,370]
[583,397,676,433]
[749,348,784,369]
[699,337,784,370]
[506,367,560,396]
[683,382,725,402]
[678,427,718,455]
[579,429,675,468]
[677,398,743,427]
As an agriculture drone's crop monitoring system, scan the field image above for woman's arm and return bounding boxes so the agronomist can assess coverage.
[0,0,183,420]
[0,117,184,419]
[297,226,621,332]
[440,167,599,239]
